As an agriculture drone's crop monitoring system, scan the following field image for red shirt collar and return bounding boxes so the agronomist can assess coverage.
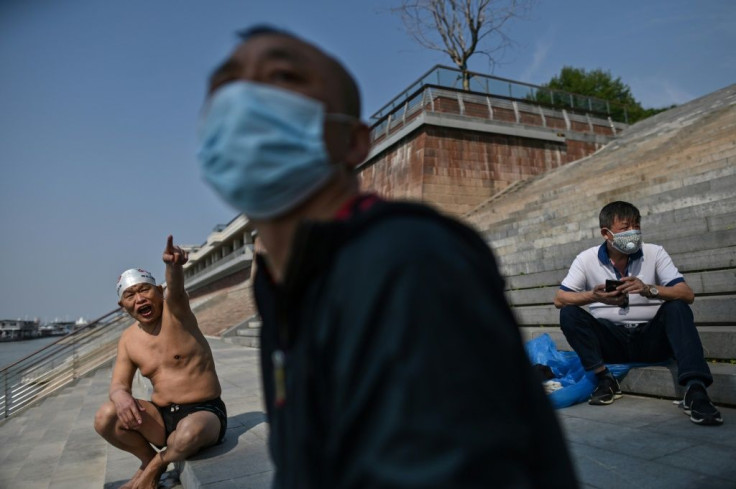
[334,193,381,221]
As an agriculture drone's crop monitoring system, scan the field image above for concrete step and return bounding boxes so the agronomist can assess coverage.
[512,296,736,328]
[486,172,736,252]
[222,335,260,349]
[488,189,736,255]
[670,246,736,275]
[500,246,736,285]
[488,196,736,256]
[237,328,259,337]
[521,327,736,406]
[496,231,736,277]
[474,142,736,224]
[521,325,736,361]
[507,270,736,304]
[471,143,736,234]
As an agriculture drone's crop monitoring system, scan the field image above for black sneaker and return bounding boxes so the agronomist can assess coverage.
[589,374,623,405]
[680,384,723,426]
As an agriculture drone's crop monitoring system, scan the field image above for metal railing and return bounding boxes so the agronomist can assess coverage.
[184,244,253,286]
[369,65,630,128]
[367,85,623,148]
[0,308,132,420]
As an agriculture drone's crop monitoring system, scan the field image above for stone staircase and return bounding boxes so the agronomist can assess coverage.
[220,314,262,348]
[464,83,736,405]
[189,281,257,337]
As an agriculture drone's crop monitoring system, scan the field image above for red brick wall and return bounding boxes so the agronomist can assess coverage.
[565,139,603,163]
[361,95,616,216]
[360,126,574,216]
[423,127,566,215]
[360,132,425,201]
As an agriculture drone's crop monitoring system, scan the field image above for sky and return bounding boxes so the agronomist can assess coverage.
[1,0,734,323]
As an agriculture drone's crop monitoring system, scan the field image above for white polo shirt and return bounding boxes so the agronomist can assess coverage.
[559,242,685,324]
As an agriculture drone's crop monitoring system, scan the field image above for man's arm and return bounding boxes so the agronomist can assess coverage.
[553,251,627,309]
[162,234,192,318]
[109,330,145,429]
[554,286,626,309]
[617,277,695,304]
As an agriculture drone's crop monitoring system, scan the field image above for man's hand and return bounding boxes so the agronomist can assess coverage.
[163,235,188,266]
[619,276,648,296]
[111,389,146,429]
[591,284,628,307]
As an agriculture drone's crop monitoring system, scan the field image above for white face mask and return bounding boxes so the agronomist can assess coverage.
[605,229,642,254]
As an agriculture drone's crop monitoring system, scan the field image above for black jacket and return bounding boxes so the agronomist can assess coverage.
[254,198,578,488]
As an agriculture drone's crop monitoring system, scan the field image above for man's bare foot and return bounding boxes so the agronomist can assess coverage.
[120,468,144,489]
[132,456,167,489]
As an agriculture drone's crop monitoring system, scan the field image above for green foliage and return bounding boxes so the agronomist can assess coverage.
[546,67,636,106]
[537,66,674,124]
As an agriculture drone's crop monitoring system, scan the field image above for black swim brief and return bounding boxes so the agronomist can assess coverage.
[153,397,227,447]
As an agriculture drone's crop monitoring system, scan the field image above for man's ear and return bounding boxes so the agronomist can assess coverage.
[600,228,610,239]
[118,300,123,308]
[157,285,165,296]
[342,122,371,169]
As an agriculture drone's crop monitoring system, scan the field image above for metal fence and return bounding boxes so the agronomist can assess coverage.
[0,308,131,420]
[369,65,630,128]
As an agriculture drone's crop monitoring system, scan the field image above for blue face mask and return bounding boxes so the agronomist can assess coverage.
[197,81,354,220]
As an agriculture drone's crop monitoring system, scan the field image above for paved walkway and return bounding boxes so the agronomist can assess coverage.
[0,337,734,488]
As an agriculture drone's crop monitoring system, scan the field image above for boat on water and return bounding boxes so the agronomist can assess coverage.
[0,319,41,342]
[38,321,74,337]
[0,317,88,341]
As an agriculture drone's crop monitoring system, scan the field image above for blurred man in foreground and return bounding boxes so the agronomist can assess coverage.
[197,25,578,488]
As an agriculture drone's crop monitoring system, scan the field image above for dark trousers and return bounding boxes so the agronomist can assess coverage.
[559,300,712,386]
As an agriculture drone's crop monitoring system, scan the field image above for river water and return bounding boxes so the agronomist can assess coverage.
[0,336,61,369]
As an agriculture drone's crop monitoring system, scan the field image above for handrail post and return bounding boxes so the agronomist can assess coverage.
[3,370,9,419]
[73,334,79,380]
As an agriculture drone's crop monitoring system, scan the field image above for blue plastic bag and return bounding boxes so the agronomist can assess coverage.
[524,333,632,409]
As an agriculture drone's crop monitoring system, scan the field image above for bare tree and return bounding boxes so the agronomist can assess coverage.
[393,0,535,90]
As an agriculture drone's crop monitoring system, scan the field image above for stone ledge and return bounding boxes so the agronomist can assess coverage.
[175,412,273,489]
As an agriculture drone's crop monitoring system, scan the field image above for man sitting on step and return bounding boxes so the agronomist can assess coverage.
[94,236,227,489]
[554,200,722,425]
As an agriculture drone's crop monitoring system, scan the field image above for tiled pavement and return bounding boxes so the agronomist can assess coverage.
[1,337,734,489]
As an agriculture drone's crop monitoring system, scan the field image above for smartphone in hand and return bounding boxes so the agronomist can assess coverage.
[605,279,624,292]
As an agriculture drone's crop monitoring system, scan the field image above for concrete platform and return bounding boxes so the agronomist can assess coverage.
[1,337,735,489]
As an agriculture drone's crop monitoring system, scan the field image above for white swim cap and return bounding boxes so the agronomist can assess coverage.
[116,268,156,299]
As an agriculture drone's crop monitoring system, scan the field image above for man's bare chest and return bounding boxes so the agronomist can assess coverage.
[130,330,204,377]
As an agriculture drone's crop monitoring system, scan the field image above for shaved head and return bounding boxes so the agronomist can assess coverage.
[232,25,362,118]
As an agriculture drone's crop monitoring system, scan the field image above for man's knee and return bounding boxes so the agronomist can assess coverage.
[660,299,694,323]
[661,299,691,313]
[170,415,219,453]
[94,401,118,435]
[560,305,584,333]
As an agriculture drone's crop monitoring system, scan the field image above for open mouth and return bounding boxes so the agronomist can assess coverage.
[137,305,153,318]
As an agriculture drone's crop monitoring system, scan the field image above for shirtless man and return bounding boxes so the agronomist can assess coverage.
[94,235,226,489]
